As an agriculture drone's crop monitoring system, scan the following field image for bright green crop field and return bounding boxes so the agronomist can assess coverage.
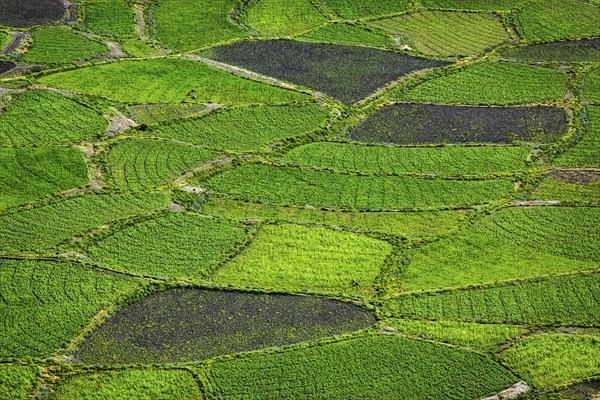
[1,0,598,398]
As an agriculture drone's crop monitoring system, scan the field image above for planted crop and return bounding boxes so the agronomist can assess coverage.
[553,106,600,167]
[0,365,38,400]
[370,11,509,57]
[203,164,514,210]
[22,27,108,65]
[76,288,375,364]
[384,272,600,326]
[85,213,246,278]
[129,103,209,126]
[297,23,396,49]
[401,206,600,291]
[399,62,568,105]
[583,68,600,104]
[0,259,140,357]
[0,90,107,145]
[81,0,135,37]
[0,147,88,211]
[105,139,218,191]
[213,223,392,296]
[38,58,311,104]
[0,0,64,27]
[247,0,326,36]
[349,103,567,145]
[150,104,330,152]
[420,0,528,10]
[323,0,409,19]
[0,192,171,253]
[210,335,517,400]
[532,172,600,203]
[208,40,450,104]
[283,142,531,176]
[499,38,600,63]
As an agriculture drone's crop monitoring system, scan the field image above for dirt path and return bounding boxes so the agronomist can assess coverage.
[1,32,26,55]
[135,4,145,36]
[105,110,138,136]
[29,84,77,97]
[106,41,126,58]
[481,382,529,400]
[0,88,26,97]
[61,0,77,23]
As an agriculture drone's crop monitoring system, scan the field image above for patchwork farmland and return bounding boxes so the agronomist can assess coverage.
[0,0,598,398]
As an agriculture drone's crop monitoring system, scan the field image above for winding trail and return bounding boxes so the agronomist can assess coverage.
[1,32,26,55]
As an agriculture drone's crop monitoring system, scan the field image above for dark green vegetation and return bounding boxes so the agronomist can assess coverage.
[0,90,107,145]
[499,38,600,63]
[105,139,218,191]
[50,369,202,400]
[0,0,64,27]
[0,147,88,210]
[0,365,38,400]
[584,68,600,104]
[77,288,375,364]
[420,0,529,10]
[81,0,135,37]
[554,106,600,167]
[0,192,171,253]
[210,335,516,399]
[85,213,246,277]
[208,40,450,104]
[204,164,514,210]
[297,23,396,49]
[38,58,311,104]
[348,103,567,144]
[384,272,600,326]
[150,105,330,152]
[247,0,326,37]
[323,0,409,19]
[0,61,15,74]
[400,207,600,290]
[22,27,108,65]
[0,259,140,357]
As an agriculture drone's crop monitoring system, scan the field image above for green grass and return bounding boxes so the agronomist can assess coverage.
[370,11,509,57]
[383,272,600,326]
[22,27,108,64]
[247,0,327,36]
[120,39,163,58]
[86,213,246,278]
[0,259,140,357]
[150,105,330,152]
[297,23,396,49]
[517,0,600,42]
[381,319,530,350]
[399,62,568,105]
[502,334,600,388]
[0,147,88,211]
[203,164,514,210]
[283,142,531,176]
[213,223,392,296]
[149,0,246,52]
[50,369,202,400]
[38,58,311,104]
[584,68,600,105]
[420,0,529,10]
[0,90,107,145]
[323,0,409,19]
[82,0,135,37]
[202,198,469,238]
[0,365,38,400]
[210,334,517,399]
[553,106,600,167]
[105,139,218,191]
[129,103,209,126]
[401,206,600,291]
[0,192,171,253]
[0,31,10,49]
[532,177,600,203]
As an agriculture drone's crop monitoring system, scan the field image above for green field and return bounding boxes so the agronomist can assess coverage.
[420,0,529,10]
[0,90,107,145]
[0,365,38,400]
[399,62,568,105]
[297,23,396,49]
[81,0,136,37]
[323,0,409,19]
[85,213,246,277]
[0,147,88,211]
[553,106,600,167]
[584,68,600,105]
[532,175,600,203]
[370,11,509,57]
[22,27,108,64]
[38,58,312,104]
[129,103,209,125]
[247,0,327,36]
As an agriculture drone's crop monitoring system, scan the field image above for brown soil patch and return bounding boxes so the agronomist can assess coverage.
[551,169,600,184]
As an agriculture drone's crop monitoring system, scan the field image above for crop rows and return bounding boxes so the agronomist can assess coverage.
[85,212,246,278]
[150,104,330,152]
[0,192,171,253]
[213,223,392,296]
[128,103,209,126]
[81,0,135,37]
[283,142,531,176]
[584,68,600,104]
[532,174,600,203]
[348,103,568,144]
[420,0,528,10]
[0,90,107,145]
[203,164,514,210]
[22,27,108,65]
[499,38,600,63]
[209,335,517,400]
[76,288,375,364]
[0,0,65,27]
[106,139,218,191]
[0,364,38,400]
[398,62,568,105]
[0,259,140,357]
[401,206,600,290]
[370,11,508,57]
[297,23,396,49]
[208,40,450,104]
[0,147,88,211]
[247,0,326,37]
[38,58,311,105]
[202,198,469,238]
[384,272,600,326]
[553,106,600,167]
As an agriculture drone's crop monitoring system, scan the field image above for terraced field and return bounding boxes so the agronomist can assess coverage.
[1,0,598,398]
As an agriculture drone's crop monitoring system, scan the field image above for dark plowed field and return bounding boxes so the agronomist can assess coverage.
[0,61,15,74]
[500,38,600,62]
[208,40,450,104]
[551,169,600,184]
[77,288,375,364]
[349,103,568,144]
[0,0,65,28]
